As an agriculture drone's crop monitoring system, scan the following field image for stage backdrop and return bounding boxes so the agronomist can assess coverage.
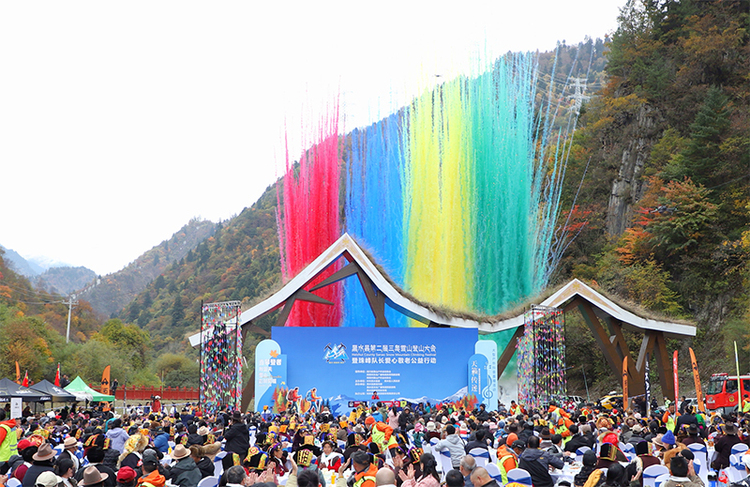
[256,328,495,415]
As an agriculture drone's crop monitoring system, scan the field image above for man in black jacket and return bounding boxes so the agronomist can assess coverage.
[223,412,249,470]
[563,424,595,453]
[518,435,563,487]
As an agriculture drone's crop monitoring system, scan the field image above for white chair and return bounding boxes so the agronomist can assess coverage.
[654,473,670,487]
[575,446,591,463]
[437,449,453,476]
[688,443,709,486]
[726,454,748,483]
[506,468,532,486]
[643,465,669,487]
[484,463,503,483]
[468,448,490,467]
[197,477,219,487]
[732,444,749,456]
[213,458,224,480]
[7,478,22,487]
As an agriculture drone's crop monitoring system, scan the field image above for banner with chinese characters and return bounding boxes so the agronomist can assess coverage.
[254,339,288,412]
[474,340,498,410]
[265,327,478,415]
[468,354,489,400]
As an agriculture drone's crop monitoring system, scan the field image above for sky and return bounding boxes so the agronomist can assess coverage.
[0,0,625,276]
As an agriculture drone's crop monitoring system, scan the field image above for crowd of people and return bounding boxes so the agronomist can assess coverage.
[0,397,749,487]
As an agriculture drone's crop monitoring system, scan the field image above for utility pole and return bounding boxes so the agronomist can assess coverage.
[65,295,78,343]
[568,77,591,115]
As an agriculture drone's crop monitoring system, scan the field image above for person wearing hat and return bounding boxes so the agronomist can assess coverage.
[22,443,56,487]
[78,467,109,487]
[35,470,63,487]
[75,445,116,487]
[13,438,40,482]
[627,424,646,447]
[222,412,249,471]
[118,434,149,471]
[188,445,214,479]
[682,424,705,447]
[712,422,741,470]
[632,441,660,485]
[59,437,81,472]
[116,467,137,487]
[166,445,200,487]
[136,451,166,487]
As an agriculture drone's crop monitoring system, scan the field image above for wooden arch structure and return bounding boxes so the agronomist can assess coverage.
[189,233,695,411]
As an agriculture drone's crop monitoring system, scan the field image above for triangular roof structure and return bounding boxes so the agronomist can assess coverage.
[29,379,78,402]
[0,378,52,402]
[190,233,694,346]
[64,376,114,402]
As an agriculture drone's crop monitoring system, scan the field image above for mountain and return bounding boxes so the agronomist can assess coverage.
[118,187,280,352]
[35,266,97,295]
[118,6,748,396]
[79,218,217,318]
[0,246,44,276]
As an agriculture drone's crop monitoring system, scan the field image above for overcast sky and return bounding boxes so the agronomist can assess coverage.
[0,0,625,276]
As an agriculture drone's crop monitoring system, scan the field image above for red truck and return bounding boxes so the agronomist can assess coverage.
[705,373,750,414]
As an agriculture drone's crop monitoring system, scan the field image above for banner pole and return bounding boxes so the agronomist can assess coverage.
[735,341,742,410]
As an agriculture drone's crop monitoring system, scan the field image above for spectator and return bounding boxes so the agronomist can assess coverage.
[459,456,475,487]
[469,467,500,487]
[167,445,201,487]
[434,425,465,469]
[518,435,563,487]
[22,443,56,487]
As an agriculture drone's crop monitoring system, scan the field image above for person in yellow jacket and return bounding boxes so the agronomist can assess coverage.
[335,452,377,487]
[0,411,18,463]
[662,403,680,433]
[365,416,398,453]
[496,439,519,484]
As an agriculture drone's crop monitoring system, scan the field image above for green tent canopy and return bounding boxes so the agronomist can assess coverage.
[64,376,115,402]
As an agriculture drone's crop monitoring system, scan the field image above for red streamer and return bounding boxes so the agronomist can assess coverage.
[277,107,342,327]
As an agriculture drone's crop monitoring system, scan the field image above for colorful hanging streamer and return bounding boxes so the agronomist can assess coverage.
[516,306,565,409]
[278,49,578,326]
[200,301,243,413]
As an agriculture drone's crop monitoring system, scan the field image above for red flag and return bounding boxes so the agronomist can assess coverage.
[55,364,61,387]
[673,350,679,407]
[22,370,29,387]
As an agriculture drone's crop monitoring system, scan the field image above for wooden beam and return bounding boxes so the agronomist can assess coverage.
[309,263,359,291]
[245,324,270,338]
[576,299,622,378]
[653,331,675,400]
[497,326,525,378]
[354,266,389,327]
[240,370,255,412]
[636,332,656,374]
[275,298,296,327]
[607,317,645,396]
[294,289,334,305]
